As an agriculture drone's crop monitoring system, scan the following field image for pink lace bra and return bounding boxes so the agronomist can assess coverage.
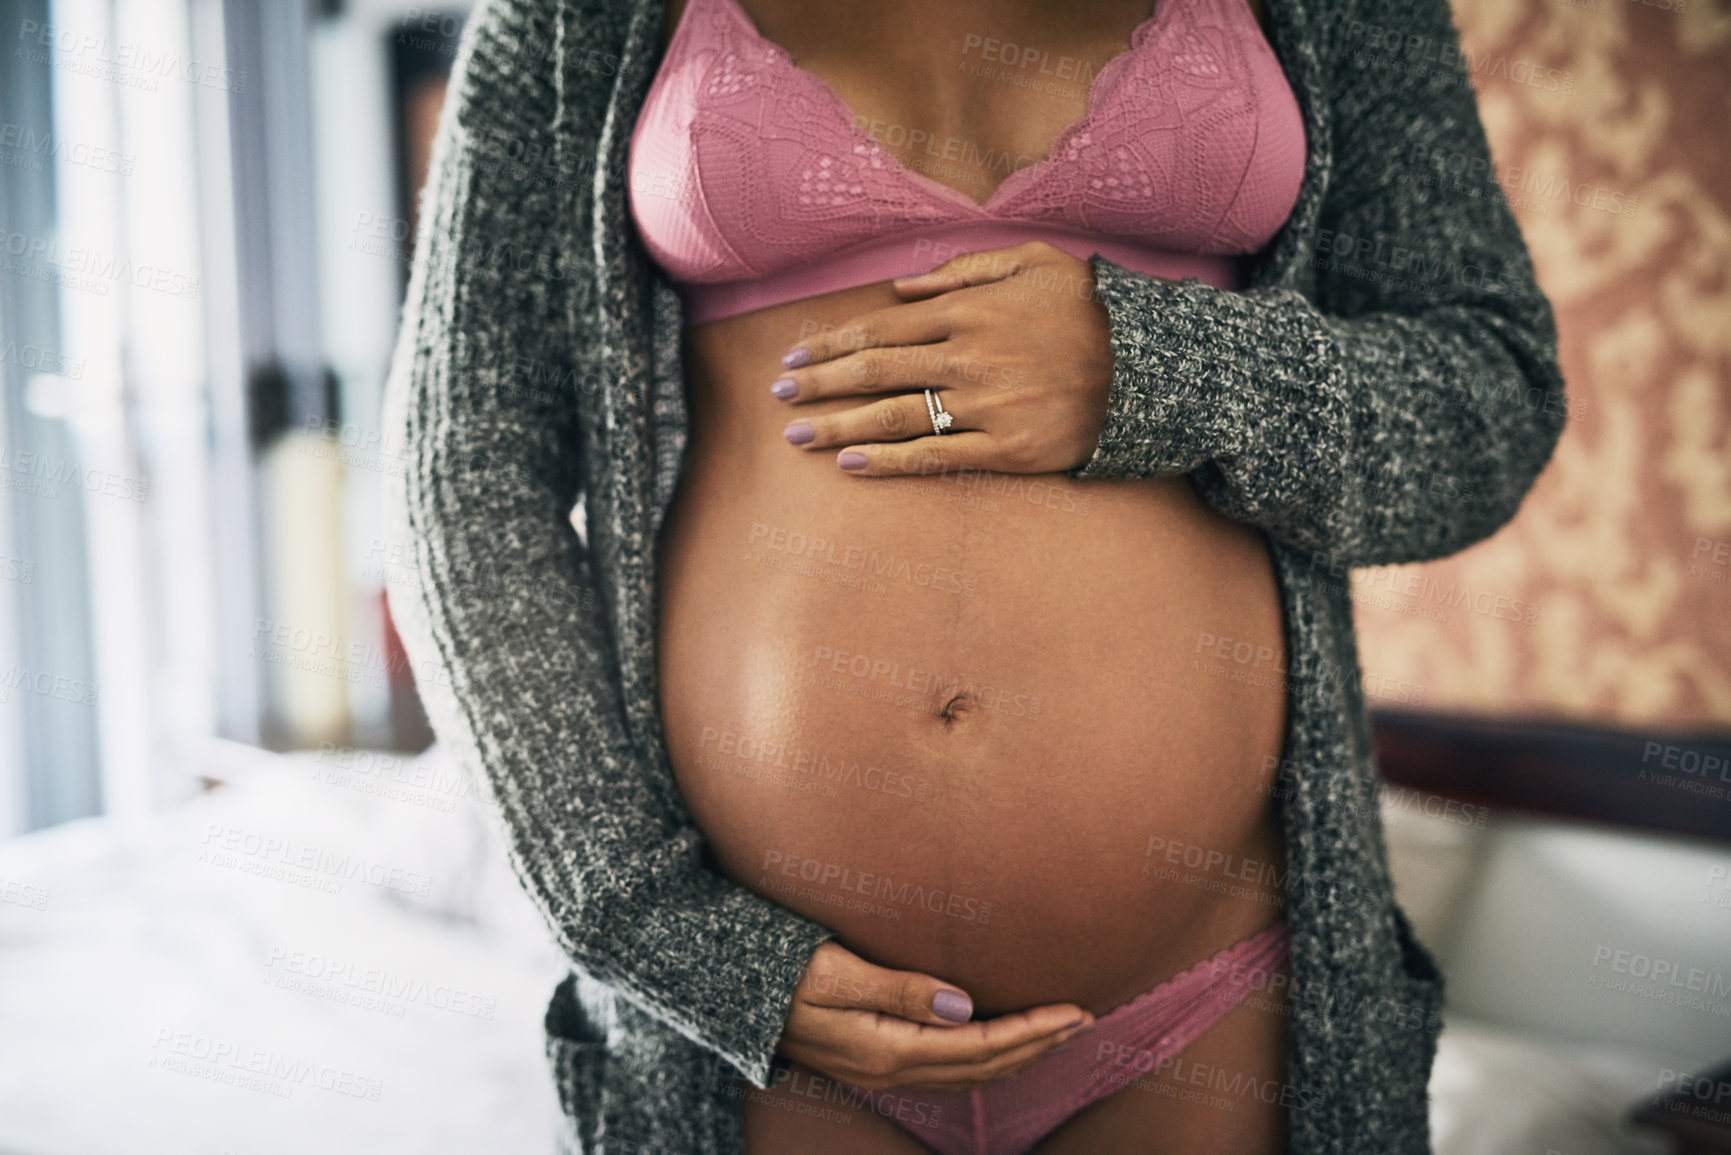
[628,0,1306,326]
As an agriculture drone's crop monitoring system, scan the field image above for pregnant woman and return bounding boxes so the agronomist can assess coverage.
[647,0,1299,1150]
[381,0,1565,1150]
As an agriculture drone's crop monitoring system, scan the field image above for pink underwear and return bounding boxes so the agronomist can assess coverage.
[833,919,1290,1155]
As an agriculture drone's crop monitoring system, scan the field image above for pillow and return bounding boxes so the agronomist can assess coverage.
[1379,784,1492,957]
[282,742,563,966]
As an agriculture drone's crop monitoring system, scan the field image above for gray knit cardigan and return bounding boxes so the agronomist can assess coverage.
[380,0,1566,1149]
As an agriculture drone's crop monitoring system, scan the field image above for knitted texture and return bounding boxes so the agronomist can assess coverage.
[380,0,1567,1151]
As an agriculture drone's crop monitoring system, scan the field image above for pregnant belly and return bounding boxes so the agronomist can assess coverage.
[654,291,1290,1018]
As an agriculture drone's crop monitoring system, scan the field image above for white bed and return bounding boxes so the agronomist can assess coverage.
[0,742,1698,1153]
[0,743,570,1155]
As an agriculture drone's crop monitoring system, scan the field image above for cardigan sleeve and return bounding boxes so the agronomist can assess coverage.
[380,0,835,1089]
[1066,0,1567,569]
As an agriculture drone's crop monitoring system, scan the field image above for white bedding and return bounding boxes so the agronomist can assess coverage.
[0,743,570,1155]
[0,744,1683,1154]
[1428,1019,1674,1155]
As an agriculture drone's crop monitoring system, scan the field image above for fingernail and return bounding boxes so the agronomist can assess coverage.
[784,422,814,446]
[1063,1018,1084,1030]
[770,376,798,400]
[933,990,972,1022]
[837,451,868,471]
[782,346,810,369]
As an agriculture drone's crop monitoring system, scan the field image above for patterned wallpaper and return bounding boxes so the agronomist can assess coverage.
[1352,0,1731,728]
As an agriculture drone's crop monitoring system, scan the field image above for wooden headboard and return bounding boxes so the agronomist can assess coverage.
[1370,709,1731,845]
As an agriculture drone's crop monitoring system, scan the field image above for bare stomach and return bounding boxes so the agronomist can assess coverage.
[655,282,1289,1018]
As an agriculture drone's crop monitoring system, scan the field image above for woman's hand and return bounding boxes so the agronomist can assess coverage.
[772,242,1117,476]
[777,940,1096,1093]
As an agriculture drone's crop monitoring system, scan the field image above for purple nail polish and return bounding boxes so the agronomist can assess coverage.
[770,376,798,400]
[782,346,811,369]
[784,422,814,446]
[837,451,868,471]
[933,990,972,1022]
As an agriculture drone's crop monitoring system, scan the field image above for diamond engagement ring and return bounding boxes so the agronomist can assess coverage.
[924,388,953,435]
